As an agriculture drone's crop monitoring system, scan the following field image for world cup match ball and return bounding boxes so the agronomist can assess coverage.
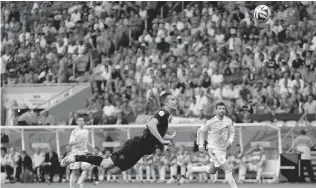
[253,5,271,22]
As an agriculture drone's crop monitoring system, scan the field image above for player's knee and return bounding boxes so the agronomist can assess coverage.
[81,163,91,171]
[108,166,122,175]
[209,167,218,174]
[221,162,232,173]
[100,158,114,170]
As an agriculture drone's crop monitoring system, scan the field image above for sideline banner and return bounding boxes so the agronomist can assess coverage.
[4,89,73,109]
[4,93,55,109]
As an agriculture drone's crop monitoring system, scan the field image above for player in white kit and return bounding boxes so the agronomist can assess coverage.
[186,102,238,188]
[68,116,91,188]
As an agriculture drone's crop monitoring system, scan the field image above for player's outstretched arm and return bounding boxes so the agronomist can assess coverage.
[148,118,170,145]
[227,120,235,145]
[163,132,176,140]
[196,123,208,148]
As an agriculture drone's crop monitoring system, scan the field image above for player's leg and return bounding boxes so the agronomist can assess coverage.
[186,154,218,177]
[167,164,177,183]
[138,164,144,181]
[122,171,127,182]
[112,174,117,182]
[106,171,111,181]
[127,169,132,181]
[69,163,80,188]
[151,166,157,182]
[304,160,316,182]
[66,165,70,182]
[77,163,91,188]
[158,165,166,182]
[96,167,103,182]
[214,152,237,188]
[179,165,186,184]
[146,165,151,181]
[210,170,218,183]
[61,153,109,169]
[62,139,140,174]
[238,163,247,183]
[256,164,263,182]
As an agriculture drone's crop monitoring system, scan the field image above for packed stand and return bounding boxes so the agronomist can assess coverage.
[1,143,270,184]
[1,1,316,125]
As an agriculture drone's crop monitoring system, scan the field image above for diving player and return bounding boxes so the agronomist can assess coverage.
[61,92,177,175]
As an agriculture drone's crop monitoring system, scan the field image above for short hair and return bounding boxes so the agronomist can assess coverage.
[77,115,85,121]
[300,129,306,135]
[160,92,172,107]
[215,102,226,108]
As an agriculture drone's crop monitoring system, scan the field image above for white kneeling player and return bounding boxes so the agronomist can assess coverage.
[186,102,238,188]
[68,116,91,188]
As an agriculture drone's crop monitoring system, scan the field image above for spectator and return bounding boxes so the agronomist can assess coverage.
[303,94,316,114]
[16,109,40,126]
[253,96,270,114]
[176,145,190,184]
[19,151,33,183]
[239,144,266,183]
[150,148,165,183]
[187,96,202,117]
[103,99,116,117]
[66,112,77,125]
[42,147,61,183]
[38,111,55,125]
[1,147,8,179]
[121,98,135,120]
[4,147,22,182]
[60,145,71,182]
[162,149,177,183]
[289,129,316,182]
[2,1,316,125]
[20,151,32,171]
[32,148,45,182]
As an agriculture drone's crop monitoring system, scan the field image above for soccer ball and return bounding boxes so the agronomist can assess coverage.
[253,5,271,22]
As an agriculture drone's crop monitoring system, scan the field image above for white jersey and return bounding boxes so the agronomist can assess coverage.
[197,115,235,152]
[69,127,89,153]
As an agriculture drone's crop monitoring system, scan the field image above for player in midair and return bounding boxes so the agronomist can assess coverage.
[67,116,91,188]
[185,102,238,188]
[61,92,177,176]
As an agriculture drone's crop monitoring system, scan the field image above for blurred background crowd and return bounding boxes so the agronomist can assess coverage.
[1,1,316,125]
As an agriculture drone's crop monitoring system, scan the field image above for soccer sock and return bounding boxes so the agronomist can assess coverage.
[122,171,127,180]
[191,166,210,173]
[226,170,238,188]
[77,170,87,185]
[75,155,104,166]
[70,172,77,188]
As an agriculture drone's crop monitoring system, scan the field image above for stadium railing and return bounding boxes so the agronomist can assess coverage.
[0,123,281,155]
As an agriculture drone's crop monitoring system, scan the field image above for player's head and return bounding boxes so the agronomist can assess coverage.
[104,149,111,157]
[76,115,85,127]
[160,92,177,112]
[155,148,162,155]
[300,129,306,135]
[215,102,226,117]
[179,145,185,153]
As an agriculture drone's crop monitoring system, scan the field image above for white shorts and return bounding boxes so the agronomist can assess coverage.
[246,163,258,171]
[70,162,91,170]
[208,150,227,168]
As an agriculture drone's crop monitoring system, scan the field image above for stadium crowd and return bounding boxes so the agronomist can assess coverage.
[2,1,316,126]
[1,144,268,184]
[1,1,316,185]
